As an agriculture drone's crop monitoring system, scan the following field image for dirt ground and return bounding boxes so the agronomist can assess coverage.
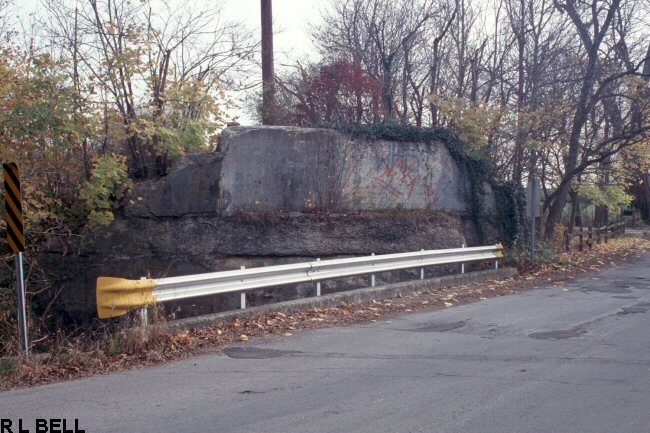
[1,236,648,391]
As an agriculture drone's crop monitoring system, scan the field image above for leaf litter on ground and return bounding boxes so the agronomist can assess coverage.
[1,236,648,391]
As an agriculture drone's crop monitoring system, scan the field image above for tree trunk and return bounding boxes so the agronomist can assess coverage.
[544,53,599,237]
[546,180,572,239]
[594,205,606,227]
[513,0,525,183]
[545,0,621,239]
[381,59,395,122]
[568,188,578,232]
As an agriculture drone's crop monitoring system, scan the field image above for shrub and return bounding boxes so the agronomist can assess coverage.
[80,155,132,226]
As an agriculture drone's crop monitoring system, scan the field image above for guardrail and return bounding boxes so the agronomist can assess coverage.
[96,244,504,319]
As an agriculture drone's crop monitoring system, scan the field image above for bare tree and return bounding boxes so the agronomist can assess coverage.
[313,0,434,122]
[310,0,650,240]
[543,0,650,237]
[42,0,257,178]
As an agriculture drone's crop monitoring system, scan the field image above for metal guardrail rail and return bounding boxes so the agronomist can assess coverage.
[97,244,504,319]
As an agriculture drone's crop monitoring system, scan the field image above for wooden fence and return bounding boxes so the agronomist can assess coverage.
[562,222,626,252]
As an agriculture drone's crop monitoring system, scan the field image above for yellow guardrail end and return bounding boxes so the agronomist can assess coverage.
[495,243,505,258]
[96,277,157,319]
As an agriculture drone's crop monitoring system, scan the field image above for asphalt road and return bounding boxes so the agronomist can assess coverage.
[2,254,650,433]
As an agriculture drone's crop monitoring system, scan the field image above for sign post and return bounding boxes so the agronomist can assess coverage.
[3,162,28,356]
[527,178,541,258]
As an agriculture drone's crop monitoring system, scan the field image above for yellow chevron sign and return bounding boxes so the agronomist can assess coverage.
[3,163,25,253]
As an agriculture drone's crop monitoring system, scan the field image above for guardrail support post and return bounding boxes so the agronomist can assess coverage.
[370,253,376,287]
[314,258,321,296]
[140,306,148,326]
[461,243,465,274]
[420,249,425,280]
[240,266,246,309]
[139,277,149,326]
[493,259,499,270]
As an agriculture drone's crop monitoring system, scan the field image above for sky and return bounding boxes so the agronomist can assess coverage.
[18,0,324,60]
[221,0,323,65]
[16,0,325,123]
[218,0,325,122]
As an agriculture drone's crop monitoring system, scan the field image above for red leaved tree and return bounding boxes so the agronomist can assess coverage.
[277,59,382,127]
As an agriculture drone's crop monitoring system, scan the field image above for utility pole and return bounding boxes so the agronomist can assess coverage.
[261,0,275,124]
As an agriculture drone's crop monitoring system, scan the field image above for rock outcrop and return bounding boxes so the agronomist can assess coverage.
[39,126,494,324]
[127,126,484,218]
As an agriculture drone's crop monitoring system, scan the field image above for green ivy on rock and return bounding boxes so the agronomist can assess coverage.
[492,181,528,247]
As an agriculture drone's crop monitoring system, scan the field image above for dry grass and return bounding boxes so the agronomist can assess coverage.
[0,288,18,357]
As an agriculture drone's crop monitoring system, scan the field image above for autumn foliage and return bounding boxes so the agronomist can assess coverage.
[278,59,382,127]
[0,0,256,354]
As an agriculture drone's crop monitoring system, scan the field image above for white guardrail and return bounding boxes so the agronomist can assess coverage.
[96,244,504,319]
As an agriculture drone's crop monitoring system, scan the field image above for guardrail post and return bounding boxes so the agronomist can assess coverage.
[420,249,425,280]
[587,225,593,251]
[140,307,149,326]
[370,253,376,287]
[240,265,246,309]
[493,257,499,270]
[461,243,465,274]
[314,258,321,297]
[139,277,149,326]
